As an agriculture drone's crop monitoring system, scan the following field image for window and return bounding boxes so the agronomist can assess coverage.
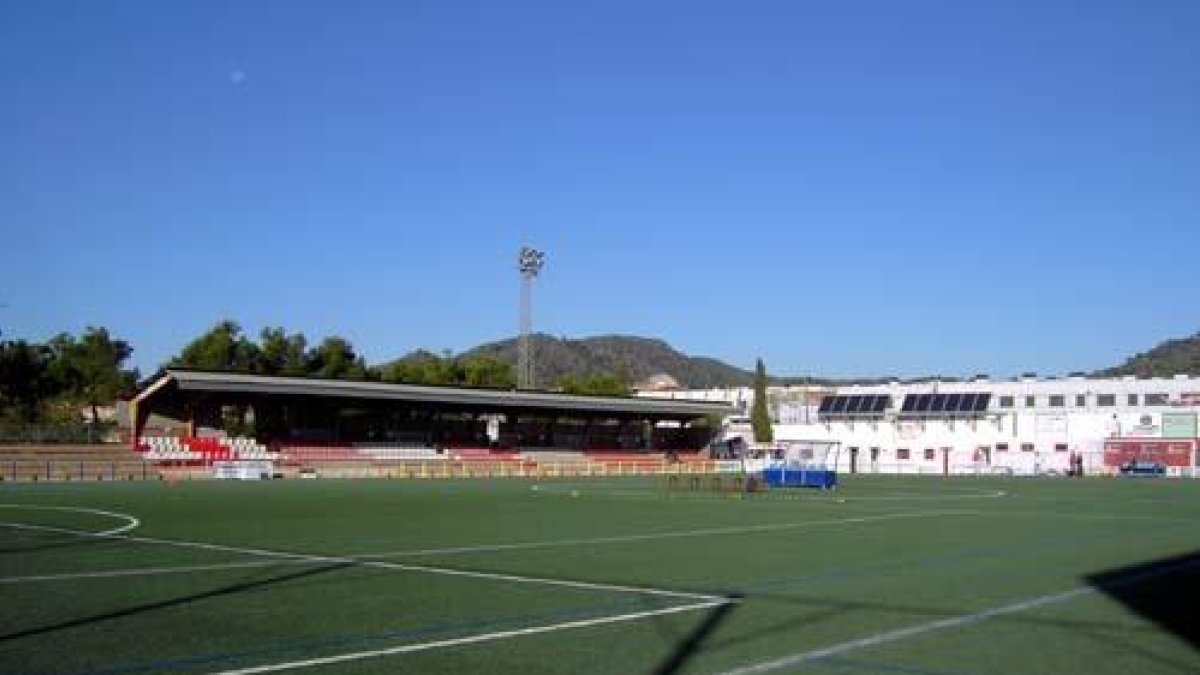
[1048,395,1065,407]
[1127,394,1139,406]
[999,396,1014,408]
[1054,443,1068,452]
[996,443,1009,452]
[1021,443,1035,452]
[897,448,910,460]
[1097,394,1115,407]
[1144,393,1168,406]
[1075,394,1086,407]
[924,448,936,460]
[1024,396,1036,407]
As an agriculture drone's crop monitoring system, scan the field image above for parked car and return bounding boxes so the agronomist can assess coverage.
[1119,460,1166,476]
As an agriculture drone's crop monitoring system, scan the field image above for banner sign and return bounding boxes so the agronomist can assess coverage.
[1103,439,1194,467]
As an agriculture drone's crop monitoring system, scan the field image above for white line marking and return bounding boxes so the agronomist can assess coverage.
[0,521,722,602]
[0,560,291,584]
[211,599,731,675]
[715,554,1200,675]
[359,510,974,559]
[0,504,140,536]
[716,588,1091,675]
[0,510,967,585]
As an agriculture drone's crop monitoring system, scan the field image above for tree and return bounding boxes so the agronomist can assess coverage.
[460,354,515,388]
[259,327,308,376]
[0,340,55,423]
[750,357,773,443]
[556,372,630,396]
[307,336,368,379]
[56,327,136,429]
[170,321,261,371]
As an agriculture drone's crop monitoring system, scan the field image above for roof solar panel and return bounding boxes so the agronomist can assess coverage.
[851,395,870,414]
[959,392,976,412]
[945,393,962,412]
[930,394,946,412]
[973,393,991,411]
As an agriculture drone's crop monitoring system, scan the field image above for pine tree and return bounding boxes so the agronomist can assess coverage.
[751,357,773,443]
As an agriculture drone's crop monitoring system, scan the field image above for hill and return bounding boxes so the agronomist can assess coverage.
[460,334,755,389]
[1096,331,1200,378]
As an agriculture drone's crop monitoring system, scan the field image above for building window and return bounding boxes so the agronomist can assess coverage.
[996,443,1009,452]
[1127,394,1139,406]
[1075,394,1086,407]
[924,448,936,460]
[1048,395,1065,407]
[999,396,1014,408]
[1144,393,1168,406]
[1021,443,1035,452]
[1024,396,1036,407]
[1097,394,1115,407]
[1054,443,1068,452]
[897,448,910,460]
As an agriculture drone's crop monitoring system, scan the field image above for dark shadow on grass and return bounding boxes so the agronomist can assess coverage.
[0,562,352,643]
[650,593,741,675]
[1085,549,1200,652]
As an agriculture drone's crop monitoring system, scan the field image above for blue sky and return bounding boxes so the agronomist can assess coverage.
[2,1,1198,378]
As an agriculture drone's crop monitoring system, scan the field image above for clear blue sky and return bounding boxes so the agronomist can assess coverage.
[2,1,1198,378]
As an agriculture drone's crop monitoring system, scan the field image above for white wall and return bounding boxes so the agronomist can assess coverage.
[642,375,1200,476]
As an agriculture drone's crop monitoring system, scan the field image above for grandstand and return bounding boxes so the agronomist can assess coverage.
[56,369,734,481]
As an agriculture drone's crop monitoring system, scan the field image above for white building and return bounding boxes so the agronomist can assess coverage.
[639,375,1200,476]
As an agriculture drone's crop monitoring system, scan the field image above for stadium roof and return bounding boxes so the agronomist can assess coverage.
[134,369,732,418]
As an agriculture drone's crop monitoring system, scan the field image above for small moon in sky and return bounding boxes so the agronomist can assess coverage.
[229,70,246,85]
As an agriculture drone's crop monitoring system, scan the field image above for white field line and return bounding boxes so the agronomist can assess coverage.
[0,510,968,585]
[0,521,720,602]
[211,599,730,675]
[716,588,1091,675]
[0,560,289,584]
[0,504,140,536]
[715,554,1200,675]
[358,510,975,559]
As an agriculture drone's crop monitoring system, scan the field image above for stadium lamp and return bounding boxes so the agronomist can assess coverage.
[518,247,545,277]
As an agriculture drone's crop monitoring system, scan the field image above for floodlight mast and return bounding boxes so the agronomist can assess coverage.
[517,247,545,390]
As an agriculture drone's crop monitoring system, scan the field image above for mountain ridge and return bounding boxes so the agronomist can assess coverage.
[383,330,1200,389]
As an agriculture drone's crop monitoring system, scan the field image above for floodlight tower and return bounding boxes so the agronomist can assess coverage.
[517,246,545,390]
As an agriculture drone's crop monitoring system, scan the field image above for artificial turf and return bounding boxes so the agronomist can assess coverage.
[0,474,1197,674]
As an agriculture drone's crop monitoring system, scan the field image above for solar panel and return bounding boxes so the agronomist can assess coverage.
[945,393,962,412]
[973,393,991,411]
[872,395,889,413]
[930,394,946,413]
[959,392,977,412]
[851,395,870,414]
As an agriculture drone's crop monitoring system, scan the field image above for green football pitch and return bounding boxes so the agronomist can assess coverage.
[1,474,1197,675]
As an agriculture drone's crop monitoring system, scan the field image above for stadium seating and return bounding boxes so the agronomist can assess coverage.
[452,447,523,462]
[353,443,444,462]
